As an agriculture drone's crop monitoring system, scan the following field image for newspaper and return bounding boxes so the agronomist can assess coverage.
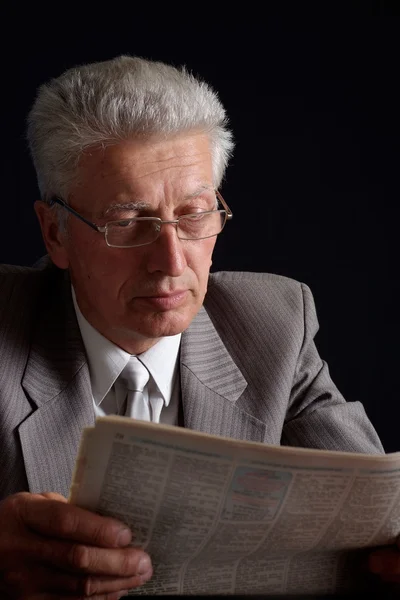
[69,416,400,596]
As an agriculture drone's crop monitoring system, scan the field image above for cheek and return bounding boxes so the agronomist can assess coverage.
[68,236,142,283]
[188,241,215,282]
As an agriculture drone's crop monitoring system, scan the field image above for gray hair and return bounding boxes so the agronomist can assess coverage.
[26,55,234,205]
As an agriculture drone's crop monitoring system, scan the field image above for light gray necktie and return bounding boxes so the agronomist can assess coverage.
[120,357,150,421]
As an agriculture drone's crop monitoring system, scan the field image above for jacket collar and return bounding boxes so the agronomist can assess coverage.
[180,303,266,441]
[20,267,94,495]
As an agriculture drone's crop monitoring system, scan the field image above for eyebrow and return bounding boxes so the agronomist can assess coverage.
[102,201,149,217]
[101,185,215,217]
[183,184,215,200]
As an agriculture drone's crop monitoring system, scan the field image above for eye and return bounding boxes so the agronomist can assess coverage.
[179,212,210,232]
[114,220,134,228]
[187,213,207,221]
[182,213,208,224]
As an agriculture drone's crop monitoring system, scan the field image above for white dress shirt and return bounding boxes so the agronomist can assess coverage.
[71,289,181,426]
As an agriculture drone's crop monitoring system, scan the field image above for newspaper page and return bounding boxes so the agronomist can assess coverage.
[69,417,400,596]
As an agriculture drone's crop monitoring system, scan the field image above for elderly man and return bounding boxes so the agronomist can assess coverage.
[0,56,398,598]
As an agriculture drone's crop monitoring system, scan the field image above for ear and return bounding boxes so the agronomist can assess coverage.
[34,201,70,269]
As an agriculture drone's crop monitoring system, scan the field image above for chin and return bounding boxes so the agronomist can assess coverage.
[131,308,198,339]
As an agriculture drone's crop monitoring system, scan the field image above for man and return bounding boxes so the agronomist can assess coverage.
[0,56,398,598]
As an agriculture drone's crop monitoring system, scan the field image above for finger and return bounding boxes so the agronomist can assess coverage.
[39,492,69,502]
[27,592,130,600]
[14,492,132,547]
[4,563,152,596]
[77,571,152,595]
[369,547,400,575]
[36,539,153,578]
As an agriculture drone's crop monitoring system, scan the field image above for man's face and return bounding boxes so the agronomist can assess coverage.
[39,133,217,353]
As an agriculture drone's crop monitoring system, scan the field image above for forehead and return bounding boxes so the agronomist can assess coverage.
[71,133,214,210]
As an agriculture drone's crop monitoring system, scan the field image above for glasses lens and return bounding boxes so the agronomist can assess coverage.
[106,220,159,248]
[178,211,227,240]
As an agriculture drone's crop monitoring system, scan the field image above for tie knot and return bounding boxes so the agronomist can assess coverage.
[120,357,150,392]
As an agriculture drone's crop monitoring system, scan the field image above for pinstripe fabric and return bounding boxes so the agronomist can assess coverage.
[0,262,384,499]
[190,272,384,454]
[0,267,40,495]
[0,263,94,498]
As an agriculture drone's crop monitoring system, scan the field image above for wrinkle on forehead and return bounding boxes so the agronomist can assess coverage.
[93,132,210,167]
[72,134,214,212]
[101,142,211,183]
[125,156,210,181]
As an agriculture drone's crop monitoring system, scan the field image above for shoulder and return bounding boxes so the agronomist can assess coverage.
[0,259,49,288]
[205,270,318,339]
[208,270,303,290]
[0,262,42,296]
[0,256,53,277]
[207,270,310,312]
[0,258,60,316]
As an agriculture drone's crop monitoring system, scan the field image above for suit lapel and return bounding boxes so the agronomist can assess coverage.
[180,306,266,442]
[20,268,94,496]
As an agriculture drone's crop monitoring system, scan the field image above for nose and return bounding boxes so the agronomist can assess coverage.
[146,222,187,276]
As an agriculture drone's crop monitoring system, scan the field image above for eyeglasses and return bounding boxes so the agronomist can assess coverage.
[48,191,232,248]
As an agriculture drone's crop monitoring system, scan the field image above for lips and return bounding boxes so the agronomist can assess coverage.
[146,290,187,298]
[135,290,188,310]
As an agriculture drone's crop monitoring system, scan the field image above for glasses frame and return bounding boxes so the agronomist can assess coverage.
[48,191,232,248]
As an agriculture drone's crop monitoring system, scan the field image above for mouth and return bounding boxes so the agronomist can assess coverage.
[135,290,189,310]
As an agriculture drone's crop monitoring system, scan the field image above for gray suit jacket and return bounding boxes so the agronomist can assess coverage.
[0,261,383,500]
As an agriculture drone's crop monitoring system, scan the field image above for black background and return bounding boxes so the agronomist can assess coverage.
[3,4,399,451]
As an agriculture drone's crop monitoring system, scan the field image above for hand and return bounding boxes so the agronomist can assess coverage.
[0,491,152,599]
[369,538,400,585]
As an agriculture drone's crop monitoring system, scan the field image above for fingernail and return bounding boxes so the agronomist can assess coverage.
[138,554,152,574]
[117,591,129,599]
[370,556,383,573]
[116,527,132,546]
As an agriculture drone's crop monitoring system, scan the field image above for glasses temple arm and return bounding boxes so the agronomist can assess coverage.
[48,197,101,232]
[216,191,233,219]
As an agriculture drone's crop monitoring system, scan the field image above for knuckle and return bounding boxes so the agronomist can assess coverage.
[120,550,138,576]
[89,520,110,546]
[2,491,27,515]
[54,506,81,537]
[68,543,91,571]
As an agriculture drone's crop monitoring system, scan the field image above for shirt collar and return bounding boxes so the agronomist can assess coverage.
[139,333,181,406]
[71,287,181,407]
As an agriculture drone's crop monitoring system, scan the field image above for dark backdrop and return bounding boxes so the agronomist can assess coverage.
[3,8,399,451]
